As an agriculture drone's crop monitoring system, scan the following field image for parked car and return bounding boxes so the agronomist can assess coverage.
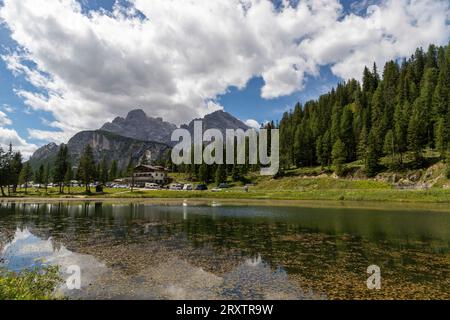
[195,184,208,191]
[183,184,193,191]
[169,183,183,190]
[218,183,230,189]
[145,183,161,190]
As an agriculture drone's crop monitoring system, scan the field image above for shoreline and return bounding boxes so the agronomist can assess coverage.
[1,197,450,213]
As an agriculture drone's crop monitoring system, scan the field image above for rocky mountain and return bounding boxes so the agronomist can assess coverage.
[29,130,169,170]
[100,109,177,144]
[181,110,250,136]
[29,109,250,170]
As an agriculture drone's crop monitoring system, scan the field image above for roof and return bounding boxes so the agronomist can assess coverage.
[134,164,168,172]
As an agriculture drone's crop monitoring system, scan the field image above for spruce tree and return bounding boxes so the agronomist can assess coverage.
[53,145,69,193]
[215,164,227,185]
[198,163,209,183]
[365,130,380,177]
[332,138,346,177]
[435,117,447,158]
[110,160,118,181]
[99,157,109,185]
[79,145,96,192]
[10,151,22,193]
[383,130,395,169]
[446,149,450,179]
[35,164,44,188]
[0,147,6,196]
[19,162,33,194]
[64,165,73,194]
[43,163,50,192]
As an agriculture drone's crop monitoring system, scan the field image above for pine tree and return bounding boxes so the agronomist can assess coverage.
[357,125,368,162]
[215,164,226,185]
[231,164,242,182]
[435,117,447,158]
[110,160,118,181]
[0,147,6,196]
[79,145,96,192]
[408,106,425,165]
[43,163,50,192]
[35,164,44,188]
[332,138,346,177]
[198,163,209,183]
[383,130,395,168]
[446,149,450,179]
[340,106,355,161]
[64,165,73,194]
[19,162,33,194]
[365,130,380,177]
[99,157,109,185]
[53,145,69,193]
[10,151,22,193]
[394,101,409,163]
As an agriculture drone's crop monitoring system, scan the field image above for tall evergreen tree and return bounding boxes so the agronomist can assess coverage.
[35,164,45,188]
[64,165,73,194]
[215,164,227,185]
[365,130,381,177]
[19,162,33,194]
[53,145,69,193]
[79,145,96,192]
[332,138,346,177]
[110,160,118,181]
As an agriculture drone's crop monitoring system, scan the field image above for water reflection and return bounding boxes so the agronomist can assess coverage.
[1,227,314,300]
[0,202,449,300]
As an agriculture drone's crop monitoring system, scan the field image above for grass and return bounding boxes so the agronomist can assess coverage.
[3,185,449,203]
[2,159,449,204]
[0,266,62,300]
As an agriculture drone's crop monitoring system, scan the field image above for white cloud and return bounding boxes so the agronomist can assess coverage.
[0,111,12,126]
[244,119,261,130]
[0,127,38,158]
[0,0,448,144]
[2,104,15,113]
[27,129,72,145]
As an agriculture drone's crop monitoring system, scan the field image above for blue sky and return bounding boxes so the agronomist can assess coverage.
[0,0,448,157]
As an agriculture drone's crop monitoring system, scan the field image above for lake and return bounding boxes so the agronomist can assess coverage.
[0,201,449,300]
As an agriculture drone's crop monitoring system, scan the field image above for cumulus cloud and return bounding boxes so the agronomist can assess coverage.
[0,0,449,144]
[27,129,72,144]
[0,127,38,158]
[0,111,12,126]
[244,119,261,130]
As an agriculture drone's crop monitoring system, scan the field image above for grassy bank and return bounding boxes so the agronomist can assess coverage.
[0,267,61,300]
[2,182,449,203]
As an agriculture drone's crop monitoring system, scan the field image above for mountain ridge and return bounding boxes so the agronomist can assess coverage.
[29,109,250,170]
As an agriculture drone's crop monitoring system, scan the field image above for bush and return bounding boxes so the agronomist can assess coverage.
[0,266,61,300]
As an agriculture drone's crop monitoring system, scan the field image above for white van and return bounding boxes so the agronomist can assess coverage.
[183,184,193,191]
[145,183,160,190]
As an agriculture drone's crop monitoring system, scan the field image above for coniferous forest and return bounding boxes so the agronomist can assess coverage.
[276,43,450,177]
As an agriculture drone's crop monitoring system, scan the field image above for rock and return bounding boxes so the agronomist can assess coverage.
[181,110,250,138]
[101,109,177,144]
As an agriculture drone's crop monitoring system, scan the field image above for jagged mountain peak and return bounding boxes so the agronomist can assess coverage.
[101,109,177,144]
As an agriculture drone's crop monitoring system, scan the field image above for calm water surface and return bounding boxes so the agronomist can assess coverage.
[0,202,449,300]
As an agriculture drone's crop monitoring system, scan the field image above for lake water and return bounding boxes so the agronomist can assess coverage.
[0,201,449,300]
